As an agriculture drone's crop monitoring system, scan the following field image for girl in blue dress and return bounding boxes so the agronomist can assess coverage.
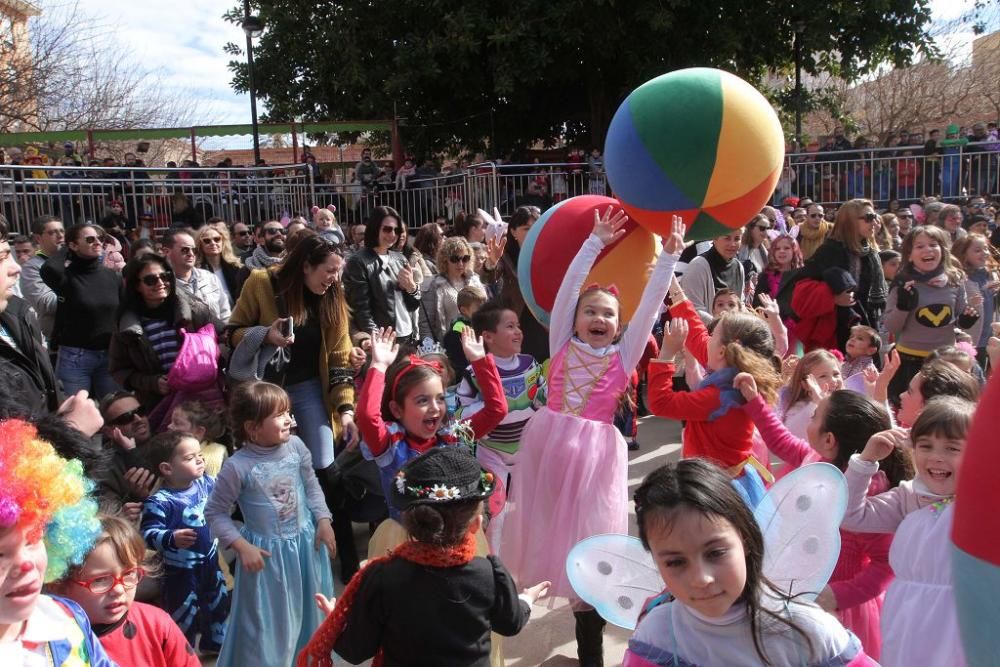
[206,381,337,666]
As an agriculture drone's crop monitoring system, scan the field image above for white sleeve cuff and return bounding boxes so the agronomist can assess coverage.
[848,453,880,474]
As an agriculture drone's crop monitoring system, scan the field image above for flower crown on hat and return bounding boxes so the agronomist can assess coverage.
[394,469,495,502]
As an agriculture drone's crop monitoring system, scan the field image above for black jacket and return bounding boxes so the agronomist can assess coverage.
[41,251,122,350]
[334,555,530,666]
[343,247,421,335]
[0,296,62,414]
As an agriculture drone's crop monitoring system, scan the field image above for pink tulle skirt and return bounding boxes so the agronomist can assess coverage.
[500,407,629,598]
[839,596,883,661]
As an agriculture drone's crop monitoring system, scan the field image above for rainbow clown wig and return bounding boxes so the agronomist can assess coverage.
[0,419,101,581]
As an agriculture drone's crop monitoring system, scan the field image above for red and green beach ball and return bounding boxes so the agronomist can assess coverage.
[604,67,784,241]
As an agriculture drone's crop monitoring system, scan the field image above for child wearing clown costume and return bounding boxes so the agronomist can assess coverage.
[0,419,110,666]
[501,209,685,662]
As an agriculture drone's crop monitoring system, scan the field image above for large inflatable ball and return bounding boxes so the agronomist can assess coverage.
[518,195,659,327]
[604,67,784,241]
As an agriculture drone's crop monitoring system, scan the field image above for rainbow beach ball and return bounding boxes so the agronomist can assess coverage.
[518,195,660,327]
[604,67,784,241]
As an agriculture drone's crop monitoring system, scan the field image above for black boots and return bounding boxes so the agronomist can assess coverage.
[574,609,606,667]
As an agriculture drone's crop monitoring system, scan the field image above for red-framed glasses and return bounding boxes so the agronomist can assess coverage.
[71,567,145,594]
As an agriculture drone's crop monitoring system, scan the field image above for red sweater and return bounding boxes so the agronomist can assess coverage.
[98,602,200,667]
[647,300,754,468]
[791,278,838,352]
[358,355,508,456]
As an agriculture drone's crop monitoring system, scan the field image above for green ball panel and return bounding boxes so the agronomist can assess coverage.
[687,210,735,242]
[628,68,724,206]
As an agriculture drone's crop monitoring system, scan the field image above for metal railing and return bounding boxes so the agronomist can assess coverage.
[775,142,1000,208]
[0,163,315,234]
[5,147,995,236]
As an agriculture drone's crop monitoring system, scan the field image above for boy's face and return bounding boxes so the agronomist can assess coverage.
[159,437,205,487]
[0,527,47,626]
[845,330,876,360]
[483,310,523,357]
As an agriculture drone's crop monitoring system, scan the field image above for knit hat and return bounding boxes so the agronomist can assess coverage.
[822,267,857,295]
[391,447,495,511]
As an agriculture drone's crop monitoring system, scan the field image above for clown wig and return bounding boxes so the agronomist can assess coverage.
[0,420,101,581]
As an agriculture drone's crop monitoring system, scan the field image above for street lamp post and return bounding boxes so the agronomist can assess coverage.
[793,22,805,150]
[242,0,264,166]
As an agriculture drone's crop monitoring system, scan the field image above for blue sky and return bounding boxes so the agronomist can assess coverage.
[78,0,984,129]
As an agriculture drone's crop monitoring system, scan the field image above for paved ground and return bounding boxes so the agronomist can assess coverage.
[203,414,683,666]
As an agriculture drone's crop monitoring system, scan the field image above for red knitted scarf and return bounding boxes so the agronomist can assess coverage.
[296,530,479,667]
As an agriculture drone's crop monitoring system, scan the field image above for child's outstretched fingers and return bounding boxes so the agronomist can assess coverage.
[314,593,337,616]
[663,215,687,255]
[523,580,552,604]
[861,428,909,463]
[370,327,399,369]
[733,372,759,401]
[461,326,487,362]
[804,374,825,402]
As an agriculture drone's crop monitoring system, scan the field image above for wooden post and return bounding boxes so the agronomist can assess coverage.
[190,128,197,162]
[291,123,299,163]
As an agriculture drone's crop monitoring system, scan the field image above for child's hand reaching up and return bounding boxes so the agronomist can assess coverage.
[370,327,399,372]
[803,374,827,403]
[522,580,551,605]
[461,326,487,362]
[663,215,687,255]
[592,206,629,246]
[733,372,759,402]
[870,349,901,403]
[314,593,337,616]
[658,318,689,360]
[314,517,337,557]
[860,428,909,463]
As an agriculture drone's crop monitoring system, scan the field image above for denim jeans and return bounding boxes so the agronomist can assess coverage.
[55,346,120,400]
[286,378,335,469]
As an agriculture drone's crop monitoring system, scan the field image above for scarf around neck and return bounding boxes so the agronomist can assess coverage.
[297,530,479,666]
[245,245,283,270]
[696,366,744,421]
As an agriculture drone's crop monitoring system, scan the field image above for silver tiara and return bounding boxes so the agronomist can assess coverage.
[418,337,445,357]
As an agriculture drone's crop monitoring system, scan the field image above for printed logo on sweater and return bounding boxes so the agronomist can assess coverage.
[916,304,953,328]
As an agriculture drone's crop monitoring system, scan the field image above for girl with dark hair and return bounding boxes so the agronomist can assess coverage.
[625,459,876,666]
[736,379,911,659]
[109,254,214,412]
[343,206,421,346]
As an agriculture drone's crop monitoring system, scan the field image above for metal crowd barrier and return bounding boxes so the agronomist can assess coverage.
[774,142,1000,208]
[0,164,315,234]
[6,147,995,237]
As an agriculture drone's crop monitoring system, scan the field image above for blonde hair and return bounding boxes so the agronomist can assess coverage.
[830,198,875,254]
[782,349,841,416]
[314,208,337,228]
[899,225,966,286]
[951,232,1000,274]
[196,224,242,268]
[436,236,474,276]
[711,313,781,405]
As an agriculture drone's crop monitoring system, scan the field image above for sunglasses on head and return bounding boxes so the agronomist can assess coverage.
[140,272,170,287]
[264,227,286,236]
[449,254,471,264]
[108,407,146,426]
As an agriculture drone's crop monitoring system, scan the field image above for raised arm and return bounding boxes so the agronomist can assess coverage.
[741,393,812,468]
[356,327,400,456]
[549,207,629,351]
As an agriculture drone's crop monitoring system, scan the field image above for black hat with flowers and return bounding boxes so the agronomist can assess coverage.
[391,447,495,511]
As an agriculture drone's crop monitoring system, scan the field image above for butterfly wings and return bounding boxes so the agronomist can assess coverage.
[754,462,847,601]
[566,534,664,630]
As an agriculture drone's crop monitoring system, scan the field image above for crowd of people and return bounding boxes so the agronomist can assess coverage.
[0,175,997,666]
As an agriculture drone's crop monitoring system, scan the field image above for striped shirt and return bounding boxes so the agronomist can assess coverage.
[456,353,546,455]
[139,318,180,370]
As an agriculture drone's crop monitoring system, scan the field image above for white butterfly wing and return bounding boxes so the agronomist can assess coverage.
[754,462,847,600]
[566,534,664,630]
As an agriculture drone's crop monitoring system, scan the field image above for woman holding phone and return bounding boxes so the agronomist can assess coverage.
[229,229,360,463]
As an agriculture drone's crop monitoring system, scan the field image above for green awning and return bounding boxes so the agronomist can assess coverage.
[0,120,393,147]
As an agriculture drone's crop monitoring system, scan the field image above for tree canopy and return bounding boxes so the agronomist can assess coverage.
[225,0,935,157]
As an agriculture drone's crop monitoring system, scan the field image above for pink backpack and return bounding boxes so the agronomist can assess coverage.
[167,323,219,392]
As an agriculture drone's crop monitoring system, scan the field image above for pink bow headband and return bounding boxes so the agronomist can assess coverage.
[584,282,620,297]
[391,355,444,397]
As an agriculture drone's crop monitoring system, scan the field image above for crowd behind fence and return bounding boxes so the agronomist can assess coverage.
[4,144,1000,235]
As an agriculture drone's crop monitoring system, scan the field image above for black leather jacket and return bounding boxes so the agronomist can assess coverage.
[343,247,421,335]
[0,296,62,414]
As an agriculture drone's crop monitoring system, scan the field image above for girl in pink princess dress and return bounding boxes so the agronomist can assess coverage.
[501,208,685,664]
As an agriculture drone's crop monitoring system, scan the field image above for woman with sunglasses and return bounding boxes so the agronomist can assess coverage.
[419,236,483,342]
[343,205,421,347]
[787,199,888,336]
[195,225,243,305]
[738,213,772,278]
[40,223,123,399]
[109,254,215,413]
